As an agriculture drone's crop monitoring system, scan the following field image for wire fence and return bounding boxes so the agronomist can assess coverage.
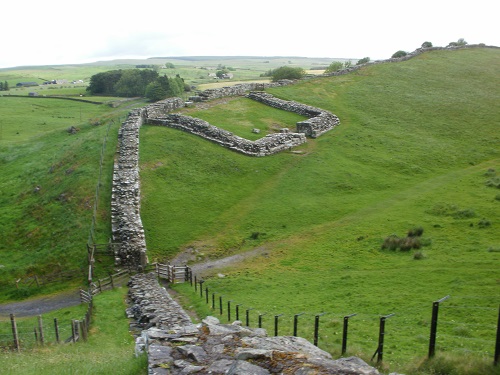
[87,119,114,248]
[0,300,93,351]
[179,269,500,366]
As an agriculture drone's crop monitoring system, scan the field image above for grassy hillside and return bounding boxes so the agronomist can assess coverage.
[0,97,147,301]
[0,288,146,375]
[140,48,500,372]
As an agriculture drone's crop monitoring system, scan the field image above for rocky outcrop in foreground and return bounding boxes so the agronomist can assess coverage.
[127,273,380,375]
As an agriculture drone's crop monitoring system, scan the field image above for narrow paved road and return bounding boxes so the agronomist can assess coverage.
[0,289,81,317]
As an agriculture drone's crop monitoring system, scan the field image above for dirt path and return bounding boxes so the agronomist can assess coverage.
[171,246,271,277]
[0,245,268,318]
[0,289,81,317]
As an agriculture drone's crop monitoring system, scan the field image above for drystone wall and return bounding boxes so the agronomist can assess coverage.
[111,81,340,267]
[246,92,340,138]
[147,114,306,157]
[323,44,499,77]
[128,273,381,375]
[111,98,186,267]
[195,79,294,101]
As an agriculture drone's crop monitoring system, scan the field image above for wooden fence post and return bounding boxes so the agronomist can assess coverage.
[71,320,77,343]
[80,320,87,342]
[109,273,115,289]
[10,314,20,352]
[54,318,60,344]
[38,315,44,346]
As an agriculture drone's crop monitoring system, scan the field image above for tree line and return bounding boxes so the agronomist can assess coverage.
[0,81,9,91]
[86,69,189,101]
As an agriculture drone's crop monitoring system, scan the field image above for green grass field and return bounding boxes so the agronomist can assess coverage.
[0,96,147,302]
[140,48,500,373]
[0,49,498,374]
[0,289,146,375]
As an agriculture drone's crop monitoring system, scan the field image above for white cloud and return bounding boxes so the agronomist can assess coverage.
[1,0,498,68]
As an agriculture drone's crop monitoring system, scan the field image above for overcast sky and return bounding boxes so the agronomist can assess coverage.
[1,0,498,68]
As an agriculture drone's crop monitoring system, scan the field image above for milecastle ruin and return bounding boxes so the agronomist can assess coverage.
[111,82,340,268]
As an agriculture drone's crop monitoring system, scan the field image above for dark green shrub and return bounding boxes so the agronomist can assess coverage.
[270,66,305,81]
[382,235,401,250]
[392,50,408,58]
[407,226,424,237]
[453,209,476,219]
[356,57,370,65]
[250,232,261,239]
[477,219,491,228]
[485,177,500,188]
[413,251,425,260]
[400,236,421,251]
[421,41,433,48]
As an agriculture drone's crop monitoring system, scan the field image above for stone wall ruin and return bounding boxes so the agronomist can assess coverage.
[111,85,339,267]
[128,273,381,375]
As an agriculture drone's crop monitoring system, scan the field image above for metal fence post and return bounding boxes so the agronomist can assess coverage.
[246,308,254,327]
[293,312,305,337]
[227,300,233,322]
[205,287,209,304]
[236,304,240,321]
[371,313,395,363]
[342,313,357,355]
[219,295,223,316]
[314,313,327,346]
[429,296,449,358]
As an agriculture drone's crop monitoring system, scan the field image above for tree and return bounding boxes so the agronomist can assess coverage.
[324,61,344,73]
[356,57,370,65]
[343,61,352,69]
[270,66,305,81]
[145,81,167,102]
[421,41,433,48]
[448,38,468,47]
[86,70,123,95]
[391,50,408,58]
[114,69,159,97]
[216,69,229,78]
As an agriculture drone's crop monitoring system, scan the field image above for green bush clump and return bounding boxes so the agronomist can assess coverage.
[477,218,491,228]
[382,227,426,252]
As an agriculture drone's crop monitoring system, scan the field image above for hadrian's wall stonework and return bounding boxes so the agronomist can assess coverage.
[111,84,339,267]
[246,92,340,138]
[111,98,186,267]
[147,114,307,157]
[128,273,381,375]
